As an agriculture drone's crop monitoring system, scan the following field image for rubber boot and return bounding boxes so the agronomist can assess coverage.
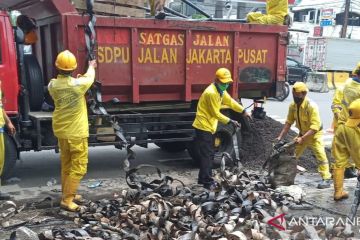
[62,173,83,203]
[60,176,80,212]
[333,168,349,201]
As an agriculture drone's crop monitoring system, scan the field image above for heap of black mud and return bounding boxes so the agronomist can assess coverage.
[239,116,332,172]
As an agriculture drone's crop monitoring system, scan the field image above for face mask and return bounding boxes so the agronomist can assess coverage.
[218,83,229,92]
[293,96,304,104]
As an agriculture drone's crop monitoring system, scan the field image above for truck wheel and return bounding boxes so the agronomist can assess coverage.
[275,82,290,102]
[2,134,18,181]
[187,123,240,168]
[213,122,236,166]
[155,142,187,152]
[24,54,44,111]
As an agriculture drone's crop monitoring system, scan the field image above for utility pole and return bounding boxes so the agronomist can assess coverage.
[340,0,351,38]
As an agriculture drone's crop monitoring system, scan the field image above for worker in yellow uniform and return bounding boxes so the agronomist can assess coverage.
[337,63,360,126]
[247,0,289,25]
[0,80,16,200]
[277,82,332,189]
[48,50,96,211]
[331,82,357,178]
[332,99,360,201]
[192,68,250,190]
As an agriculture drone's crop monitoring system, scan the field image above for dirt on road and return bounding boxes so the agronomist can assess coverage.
[240,116,330,172]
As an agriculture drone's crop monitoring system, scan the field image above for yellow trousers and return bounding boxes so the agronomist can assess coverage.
[247,12,284,25]
[295,132,332,180]
[333,124,355,168]
[333,125,360,169]
[0,133,4,176]
[58,138,88,180]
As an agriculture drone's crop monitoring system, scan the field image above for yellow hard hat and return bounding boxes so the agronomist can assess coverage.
[24,30,37,45]
[293,82,308,93]
[55,50,77,71]
[352,62,360,75]
[346,99,360,127]
[216,68,233,83]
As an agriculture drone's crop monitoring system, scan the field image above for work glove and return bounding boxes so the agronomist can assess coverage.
[229,119,241,129]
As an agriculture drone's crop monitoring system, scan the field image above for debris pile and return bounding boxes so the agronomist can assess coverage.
[240,116,327,172]
[4,162,354,240]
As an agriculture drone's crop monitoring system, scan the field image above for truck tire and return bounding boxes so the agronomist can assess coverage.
[24,54,44,111]
[275,82,290,102]
[186,122,239,167]
[213,122,237,166]
[2,134,17,181]
[155,142,187,152]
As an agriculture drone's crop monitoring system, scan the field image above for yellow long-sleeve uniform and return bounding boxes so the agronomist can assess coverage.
[192,83,244,134]
[0,90,5,176]
[247,0,288,25]
[333,97,360,180]
[333,78,360,168]
[331,80,355,169]
[338,79,360,125]
[48,66,95,180]
[286,97,331,180]
[332,98,360,201]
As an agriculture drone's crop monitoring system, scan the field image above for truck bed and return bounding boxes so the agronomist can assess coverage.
[16,0,288,105]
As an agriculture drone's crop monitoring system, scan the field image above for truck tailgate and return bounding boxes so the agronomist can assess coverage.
[64,16,287,103]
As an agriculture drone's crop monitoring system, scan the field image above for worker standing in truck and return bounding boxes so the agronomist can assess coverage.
[0,80,15,200]
[247,0,290,25]
[48,50,96,212]
[332,99,360,201]
[192,68,250,190]
[277,82,332,189]
[331,81,357,179]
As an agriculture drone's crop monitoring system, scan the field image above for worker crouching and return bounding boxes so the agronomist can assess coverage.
[247,0,290,25]
[192,68,250,190]
[48,50,97,211]
[332,99,360,201]
[277,82,332,189]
